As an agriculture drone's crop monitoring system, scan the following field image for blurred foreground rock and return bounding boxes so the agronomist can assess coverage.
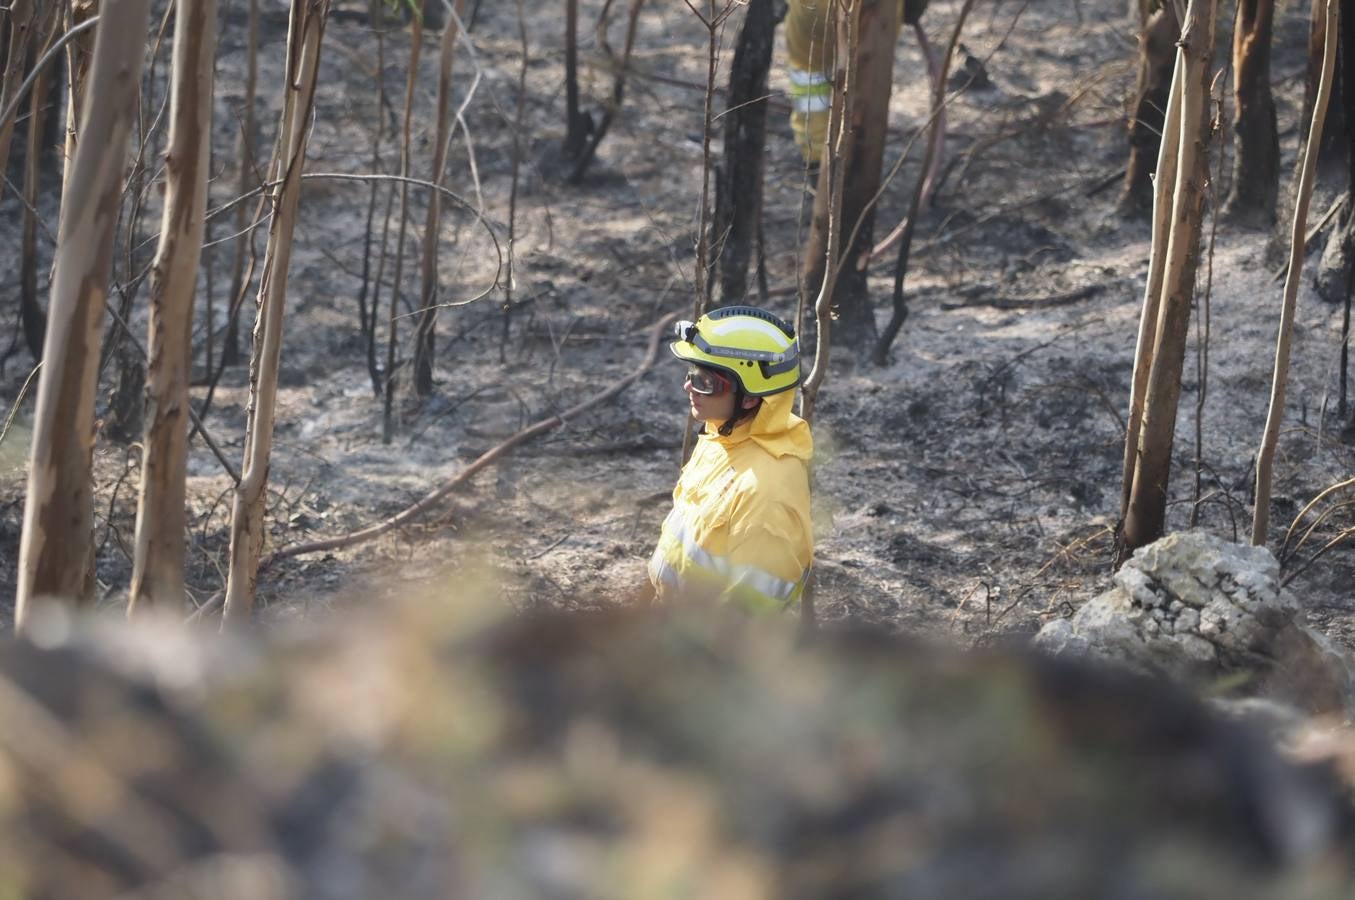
[0,594,1353,899]
[1036,532,1355,714]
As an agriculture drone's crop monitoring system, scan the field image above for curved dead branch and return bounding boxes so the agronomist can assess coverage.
[0,14,100,137]
[1279,475,1355,562]
[260,311,680,568]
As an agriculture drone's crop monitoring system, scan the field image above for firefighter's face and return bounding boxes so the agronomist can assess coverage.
[684,367,757,423]
[686,379,735,423]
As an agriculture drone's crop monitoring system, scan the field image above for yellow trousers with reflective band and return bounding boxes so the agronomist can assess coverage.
[785,0,926,164]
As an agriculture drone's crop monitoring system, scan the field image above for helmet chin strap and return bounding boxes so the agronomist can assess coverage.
[717,385,759,436]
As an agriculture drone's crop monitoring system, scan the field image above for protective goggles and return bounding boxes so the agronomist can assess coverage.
[684,365,734,396]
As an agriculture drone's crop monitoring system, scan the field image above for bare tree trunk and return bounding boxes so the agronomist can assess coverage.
[15,0,152,629]
[1223,0,1278,227]
[61,0,98,196]
[412,0,467,399]
[1119,0,1218,559]
[799,0,857,425]
[1120,44,1187,526]
[680,0,740,466]
[1312,0,1355,303]
[1253,0,1337,547]
[711,0,785,308]
[128,0,218,615]
[566,0,643,184]
[801,0,897,351]
[1341,270,1351,420]
[793,2,857,636]
[0,0,35,184]
[18,42,54,363]
[562,0,590,159]
[1299,0,1346,165]
[224,0,259,367]
[383,10,423,442]
[1119,3,1179,216]
[692,0,740,319]
[222,0,330,626]
[873,0,975,365]
[358,18,387,395]
[500,0,529,363]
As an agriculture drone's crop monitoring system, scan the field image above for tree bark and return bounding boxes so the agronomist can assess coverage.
[18,47,52,363]
[0,0,35,186]
[1223,0,1278,227]
[1298,0,1345,165]
[224,0,259,367]
[711,0,785,308]
[567,0,644,183]
[1313,0,1355,304]
[412,0,466,398]
[562,0,590,158]
[801,0,898,351]
[129,0,219,615]
[222,0,330,626]
[1119,0,1218,558]
[60,0,98,197]
[873,0,975,365]
[1119,3,1180,216]
[383,9,423,442]
[1253,0,1337,547]
[799,0,857,425]
[15,0,152,629]
[1120,42,1184,532]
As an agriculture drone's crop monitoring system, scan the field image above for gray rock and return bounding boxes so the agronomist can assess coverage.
[1035,532,1355,713]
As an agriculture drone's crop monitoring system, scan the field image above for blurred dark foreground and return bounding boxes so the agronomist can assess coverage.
[0,590,1352,900]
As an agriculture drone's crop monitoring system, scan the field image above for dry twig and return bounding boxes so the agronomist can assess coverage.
[259,311,681,568]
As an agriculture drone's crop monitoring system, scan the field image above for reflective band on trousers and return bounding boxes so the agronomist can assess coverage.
[788,67,832,114]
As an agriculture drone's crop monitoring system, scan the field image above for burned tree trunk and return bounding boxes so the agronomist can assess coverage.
[1223,0,1278,227]
[711,0,785,308]
[223,0,330,626]
[1299,0,1346,165]
[562,0,590,159]
[567,0,644,184]
[801,0,898,351]
[18,41,54,363]
[1119,0,1218,560]
[1313,0,1355,305]
[412,0,467,399]
[15,0,152,628]
[799,0,856,426]
[129,0,219,615]
[1253,0,1338,547]
[224,0,259,368]
[383,9,423,441]
[873,0,975,366]
[60,0,98,194]
[1119,2,1179,215]
[0,0,35,185]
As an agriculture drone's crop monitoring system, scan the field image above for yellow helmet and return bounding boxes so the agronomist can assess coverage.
[670,306,800,396]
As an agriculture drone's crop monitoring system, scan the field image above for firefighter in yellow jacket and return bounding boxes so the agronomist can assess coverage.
[648,307,813,612]
[786,0,929,164]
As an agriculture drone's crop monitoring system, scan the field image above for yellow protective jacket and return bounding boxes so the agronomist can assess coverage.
[648,390,813,613]
[785,0,926,163]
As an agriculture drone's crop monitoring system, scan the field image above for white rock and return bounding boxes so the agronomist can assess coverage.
[1034,532,1354,714]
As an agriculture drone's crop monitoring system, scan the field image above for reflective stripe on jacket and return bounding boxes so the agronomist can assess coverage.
[649,390,813,613]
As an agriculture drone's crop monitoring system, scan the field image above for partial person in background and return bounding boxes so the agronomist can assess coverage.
[785,0,929,164]
[649,307,813,612]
